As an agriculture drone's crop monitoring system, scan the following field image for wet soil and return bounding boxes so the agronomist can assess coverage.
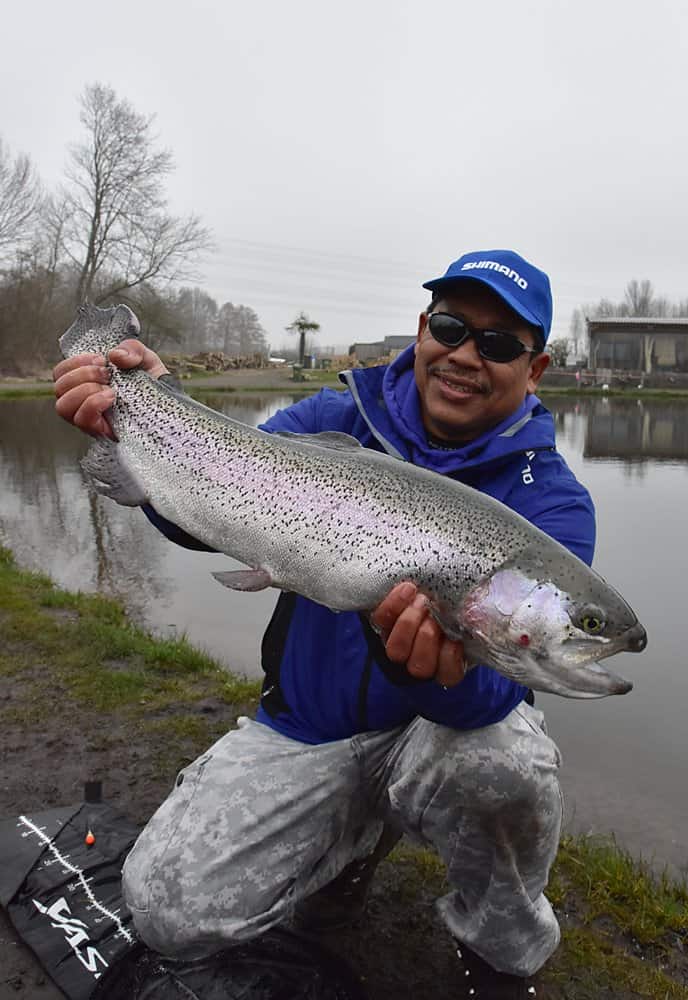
[2,666,685,1000]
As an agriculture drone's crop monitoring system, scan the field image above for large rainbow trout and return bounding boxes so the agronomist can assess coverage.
[60,304,647,698]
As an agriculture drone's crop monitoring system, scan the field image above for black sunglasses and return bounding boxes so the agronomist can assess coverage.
[427,312,541,363]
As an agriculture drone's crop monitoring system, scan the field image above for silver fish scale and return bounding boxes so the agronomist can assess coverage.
[105,364,540,618]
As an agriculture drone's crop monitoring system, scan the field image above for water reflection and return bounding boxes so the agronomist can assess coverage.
[0,392,686,872]
[584,398,688,463]
[191,391,314,427]
[0,398,168,620]
[544,395,688,464]
[0,393,313,653]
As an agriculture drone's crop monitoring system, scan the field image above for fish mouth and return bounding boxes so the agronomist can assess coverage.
[559,660,633,699]
[469,632,636,699]
[514,652,634,700]
[540,624,647,698]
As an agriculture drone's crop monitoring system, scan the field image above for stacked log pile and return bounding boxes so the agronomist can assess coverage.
[161,351,275,374]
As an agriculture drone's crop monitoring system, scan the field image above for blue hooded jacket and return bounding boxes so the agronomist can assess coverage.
[146,346,596,745]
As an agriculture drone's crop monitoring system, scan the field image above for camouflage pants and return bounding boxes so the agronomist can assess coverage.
[122,703,563,977]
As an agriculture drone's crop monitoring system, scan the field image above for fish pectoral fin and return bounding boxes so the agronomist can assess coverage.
[81,439,149,507]
[212,568,274,592]
[273,430,363,451]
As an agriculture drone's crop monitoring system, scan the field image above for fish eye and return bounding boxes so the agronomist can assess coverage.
[579,608,606,635]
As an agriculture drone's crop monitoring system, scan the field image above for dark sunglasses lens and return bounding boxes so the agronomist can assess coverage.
[428,314,467,347]
[428,314,526,362]
[477,330,525,362]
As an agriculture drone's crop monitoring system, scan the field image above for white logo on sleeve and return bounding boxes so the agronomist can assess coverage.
[521,450,536,485]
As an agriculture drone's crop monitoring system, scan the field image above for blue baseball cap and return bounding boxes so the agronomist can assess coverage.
[422,249,553,344]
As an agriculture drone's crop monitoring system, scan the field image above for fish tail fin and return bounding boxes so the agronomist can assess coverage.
[59,303,140,359]
[81,438,149,507]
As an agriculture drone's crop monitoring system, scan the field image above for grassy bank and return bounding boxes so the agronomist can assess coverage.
[0,545,260,767]
[111,365,688,400]
[3,373,688,402]
[0,385,55,398]
[537,385,688,399]
[0,545,686,998]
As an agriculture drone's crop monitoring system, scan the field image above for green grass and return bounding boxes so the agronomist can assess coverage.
[549,926,688,998]
[0,386,55,398]
[553,834,688,944]
[186,385,321,399]
[386,838,687,998]
[176,380,688,401]
[0,544,261,718]
[4,370,687,401]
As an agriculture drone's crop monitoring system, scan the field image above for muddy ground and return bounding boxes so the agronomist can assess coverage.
[0,683,468,1000]
[2,676,686,1000]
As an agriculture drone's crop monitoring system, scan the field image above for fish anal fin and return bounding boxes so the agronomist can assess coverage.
[212,568,274,592]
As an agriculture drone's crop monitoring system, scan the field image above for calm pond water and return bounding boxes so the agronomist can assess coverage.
[1,393,686,873]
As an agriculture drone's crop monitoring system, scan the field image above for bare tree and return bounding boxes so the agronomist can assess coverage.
[218,302,268,356]
[58,83,213,306]
[624,279,655,317]
[0,137,42,260]
[583,280,668,323]
[589,297,619,318]
[286,311,320,366]
[568,307,586,361]
[127,283,187,351]
[548,338,570,368]
[176,287,219,351]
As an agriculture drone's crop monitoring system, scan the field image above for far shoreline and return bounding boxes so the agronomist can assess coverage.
[2,366,688,401]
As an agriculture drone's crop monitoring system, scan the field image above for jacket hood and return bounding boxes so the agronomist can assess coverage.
[340,344,556,474]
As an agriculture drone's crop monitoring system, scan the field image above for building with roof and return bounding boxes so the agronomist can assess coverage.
[587,317,688,374]
[348,335,416,365]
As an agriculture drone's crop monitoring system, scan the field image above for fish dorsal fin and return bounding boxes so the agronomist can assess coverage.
[273,430,363,451]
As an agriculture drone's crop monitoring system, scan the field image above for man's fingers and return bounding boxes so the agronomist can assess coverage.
[108,339,146,369]
[73,389,117,439]
[52,353,105,382]
[54,365,110,400]
[371,583,466,686]
[383,592,432,665]
[370,581,417,635]
[435,639,466,688]
[52,338,165,441]
[406,614,444,679]
[109,340,168,378]
[56,385,116,438]
[55,382,101,422]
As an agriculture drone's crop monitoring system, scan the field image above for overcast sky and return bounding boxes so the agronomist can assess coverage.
[3,0,688,352]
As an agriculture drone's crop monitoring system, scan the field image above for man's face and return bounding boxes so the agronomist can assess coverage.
[413,281,550,442]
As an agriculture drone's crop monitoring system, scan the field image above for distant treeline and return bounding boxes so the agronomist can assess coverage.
[0,83,271,376]
[0,264,269,375]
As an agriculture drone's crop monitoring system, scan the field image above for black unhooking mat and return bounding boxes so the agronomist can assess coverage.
[0,787,367,1000]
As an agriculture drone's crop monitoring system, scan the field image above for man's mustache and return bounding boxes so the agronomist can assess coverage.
[427,365,488,394]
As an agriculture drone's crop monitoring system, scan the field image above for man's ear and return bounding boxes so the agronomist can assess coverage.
[527,352,550,394]
[415,312,428,353]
